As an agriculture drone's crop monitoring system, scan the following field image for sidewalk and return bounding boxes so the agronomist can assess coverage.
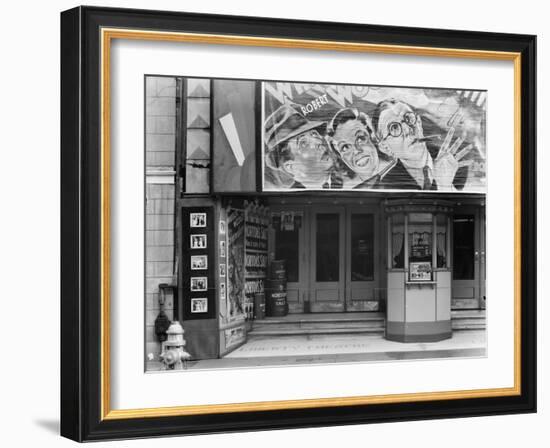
[146,330,486,372]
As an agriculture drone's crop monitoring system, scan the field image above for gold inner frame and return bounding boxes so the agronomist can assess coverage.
[100,27,522,421]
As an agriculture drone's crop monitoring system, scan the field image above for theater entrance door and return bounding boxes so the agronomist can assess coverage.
[270,204,380,313]
[309,207,346,312]
[452,207,486,309]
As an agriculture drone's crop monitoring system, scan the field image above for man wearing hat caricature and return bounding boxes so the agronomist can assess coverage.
[372,99,472,190]
[264,103,335,189]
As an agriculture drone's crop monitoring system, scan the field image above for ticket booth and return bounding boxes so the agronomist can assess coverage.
[385,200,453,342]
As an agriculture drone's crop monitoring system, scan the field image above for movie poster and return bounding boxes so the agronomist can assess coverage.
[262,81,486,192]
[244,204,269,320]
[227,208,245,321]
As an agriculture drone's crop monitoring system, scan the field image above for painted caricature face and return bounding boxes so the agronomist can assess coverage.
[332,118,379,179]
[281,129,333,187]
[377,102,428,168]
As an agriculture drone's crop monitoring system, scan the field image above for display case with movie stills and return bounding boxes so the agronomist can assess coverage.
[178,205,219,360]
[181,207,216,320]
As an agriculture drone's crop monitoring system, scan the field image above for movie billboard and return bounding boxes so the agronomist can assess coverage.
[262,81,486,192]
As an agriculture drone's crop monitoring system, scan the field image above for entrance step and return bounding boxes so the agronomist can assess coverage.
[248,327,385,337]
[249,312,385,338]
[248,310,485,338]
[451,309,486,331]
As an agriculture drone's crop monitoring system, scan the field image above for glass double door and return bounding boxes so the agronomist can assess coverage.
[452,206,486,309]
[271,205,378,313]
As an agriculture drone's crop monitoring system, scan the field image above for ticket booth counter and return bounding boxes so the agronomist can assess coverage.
[385,200,453,342]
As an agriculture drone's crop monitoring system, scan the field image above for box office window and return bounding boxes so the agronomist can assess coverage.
[351,214,374,281]
[408,213,433,265]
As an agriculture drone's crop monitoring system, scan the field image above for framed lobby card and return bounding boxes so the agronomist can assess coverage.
[60,6,536,442]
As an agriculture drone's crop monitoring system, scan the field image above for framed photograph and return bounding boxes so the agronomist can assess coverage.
[190,255,208,270]
[61,6,536,442]
[190,212,207,228]
[190,234,207,249]
[191,297,208,313]
[190,277,208,292]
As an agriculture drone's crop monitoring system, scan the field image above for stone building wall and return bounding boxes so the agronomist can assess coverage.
[144,76,177,360]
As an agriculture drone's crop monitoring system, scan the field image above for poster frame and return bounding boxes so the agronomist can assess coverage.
[60,5,536,441]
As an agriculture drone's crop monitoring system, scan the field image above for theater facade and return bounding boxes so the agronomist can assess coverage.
[145,76,487,362]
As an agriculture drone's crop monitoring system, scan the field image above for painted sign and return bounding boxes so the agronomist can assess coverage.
[244,203,269,320]
[409,261,433,282]
[262,81,486,192]
[227,208,245,321]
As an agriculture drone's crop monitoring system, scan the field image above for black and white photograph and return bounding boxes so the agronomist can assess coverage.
[190,212,207,228]
[190,234,207,249]
[190,277,208,292]
[191,255,208,270]
[191,298,209,313]
[144,75,489,372]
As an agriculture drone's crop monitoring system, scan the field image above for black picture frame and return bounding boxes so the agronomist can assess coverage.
[61,5,536,442]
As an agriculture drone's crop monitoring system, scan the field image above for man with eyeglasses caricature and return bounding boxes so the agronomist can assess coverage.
[372,99,472,191]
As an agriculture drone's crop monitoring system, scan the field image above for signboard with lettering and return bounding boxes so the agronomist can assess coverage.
[244,203,269,320]
[409,261,433,282]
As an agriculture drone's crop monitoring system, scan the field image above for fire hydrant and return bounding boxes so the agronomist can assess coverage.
[159,321,191,370]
